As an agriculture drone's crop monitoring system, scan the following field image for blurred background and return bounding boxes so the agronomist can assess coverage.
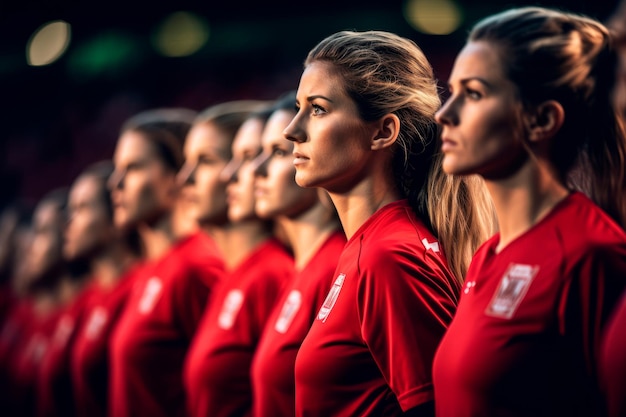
[0,0,620,210]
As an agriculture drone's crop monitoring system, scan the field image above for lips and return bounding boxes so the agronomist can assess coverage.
[293,151,309,166]
[440,137,457,152]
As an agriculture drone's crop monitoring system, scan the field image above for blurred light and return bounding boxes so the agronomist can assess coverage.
[27,20,71,66]
[67,31,142,80]
[152,11,210,57]
[403,0,462,35]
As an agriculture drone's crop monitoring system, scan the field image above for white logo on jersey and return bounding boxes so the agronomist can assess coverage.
[138,277,163,314]
[486,263,539,319]
[274,290,302,334]
[85,307,108,340]
[317,273,345,323]
[422,238,440,253]
[218,289,245,329]
[52,315,75,347]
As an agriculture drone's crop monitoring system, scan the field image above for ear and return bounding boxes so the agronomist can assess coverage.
[370,113,400,150]
[526,100,564,143]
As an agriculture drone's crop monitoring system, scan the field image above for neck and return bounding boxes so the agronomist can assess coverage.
[138,214,177,260]
[91,244,137,288]
[485,160,569,253]
[278,202,341,270]
[204,219,272,270]
[329,174,401,239]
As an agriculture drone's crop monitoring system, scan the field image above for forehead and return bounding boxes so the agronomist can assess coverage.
[298,61,346,98]
[34,201,62,228]
[185,122,231,155]
[450,41,507,82]
[233,118,263,152]
[262,110,295,145]
[69,175,101,205]
[114,130,157,162]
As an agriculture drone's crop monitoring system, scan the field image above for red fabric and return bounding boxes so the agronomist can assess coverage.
[599,290,626,417]
[433,192,626,417]
[252,231,345,417]
[109,232,224,417]
[295,200,460,416]
[184,238,293,417]
[69,263,143,417]
[36,283,97,417]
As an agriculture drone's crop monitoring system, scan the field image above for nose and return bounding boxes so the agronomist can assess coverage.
[107,169,125,190]
[283,112,306,143]
[177,162,196,187]
[435,96,458,127]
[251,152,270,177]
[220,159,240,183]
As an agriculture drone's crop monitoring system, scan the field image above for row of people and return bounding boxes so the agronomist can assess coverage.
[0,4,626,417]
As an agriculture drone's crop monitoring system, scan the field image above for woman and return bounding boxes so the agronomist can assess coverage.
[286,31,494,416]
[432,7,626,417]
[183,102,294,417]
[250,91,346,417]
[67,160,141,417]
[108,108,225,417]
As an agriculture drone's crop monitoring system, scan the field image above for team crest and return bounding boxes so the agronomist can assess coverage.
[85,307,108,340]
[486,263,539,319]
[138,277,163,314]
[218,289,245,329]
[317,273,345,323]
[274,290,302,334]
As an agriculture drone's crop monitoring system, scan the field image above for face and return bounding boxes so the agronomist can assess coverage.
[178,122,232,226]
[253,109,318,219]
[109,130,178,229]
[435,41,528,179]
[284,61,376,193]
[26,201,64,283]
[64,175,113,261]
[220,118,264,223]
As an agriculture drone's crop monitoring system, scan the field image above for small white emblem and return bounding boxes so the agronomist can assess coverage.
[85,307,108,340]
[486,263,538,319]
[138,277,163,314]
[274,290,302,334]
[422,238,440,253]
[218,289,245,329]
[317,273,345,323]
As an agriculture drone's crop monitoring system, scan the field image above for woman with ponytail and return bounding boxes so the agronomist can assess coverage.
[432,7,626,417]
[285,30,494,416]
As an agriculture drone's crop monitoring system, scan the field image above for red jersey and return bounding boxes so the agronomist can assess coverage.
[184,238,293,417]
[433,192,626,417]
[251,231,346,417]
[69,263,142,417]
[599,290,626,417]
[36,283,96,417]
[294,200,460,417]
[109,232,224,417]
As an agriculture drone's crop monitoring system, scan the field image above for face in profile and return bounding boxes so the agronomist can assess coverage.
[435,41,528,179]
[64,175,114,262]
[220,118,264,223]
[253,109,318,219]
[285,61,374,193]
[109,130,178,229]
[178,121,232,226]
[25,200,65,285]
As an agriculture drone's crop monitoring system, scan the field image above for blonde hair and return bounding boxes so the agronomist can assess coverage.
[306,30,496,281]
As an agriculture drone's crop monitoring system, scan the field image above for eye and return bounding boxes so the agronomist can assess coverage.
[272,147,287,157]
[465,88,482,100]
[312,103,326,116]
[198,155,216,165]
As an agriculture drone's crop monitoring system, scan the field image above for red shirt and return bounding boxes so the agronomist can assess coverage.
[294,200,460,417]
[184,238,293,417]
[252,231,346,417]
[69,263,142,417]
[109,232,224,417]
[8,304,60,417]
[37,283,97,417]
[433,192,626,417]
[599,290,626,417]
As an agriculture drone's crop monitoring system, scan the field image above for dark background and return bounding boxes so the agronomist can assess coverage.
[0,0,620,211]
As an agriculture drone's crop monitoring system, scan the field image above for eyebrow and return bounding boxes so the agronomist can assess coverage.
[459,77,493,89]
[307,94,333,103]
